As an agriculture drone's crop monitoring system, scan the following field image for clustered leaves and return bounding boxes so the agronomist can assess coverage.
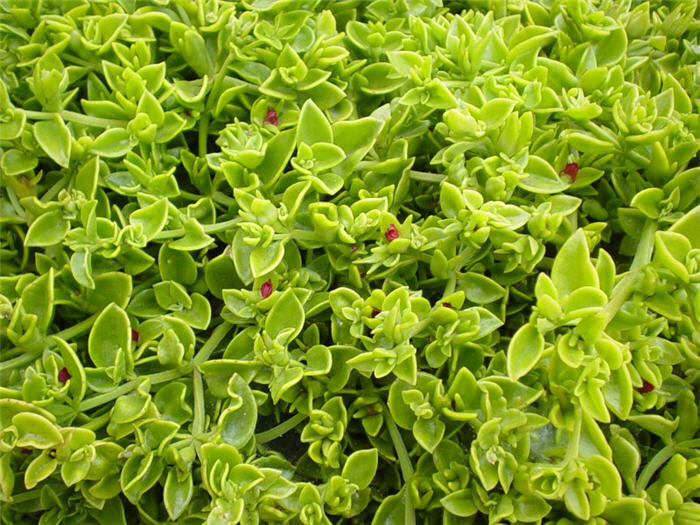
[1,0,699,524]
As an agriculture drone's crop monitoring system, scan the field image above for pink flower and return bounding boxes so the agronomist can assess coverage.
[58,367,71,384]
[637,380,655,393]
[264,109,279,126]
[260,279,273,298]
[561,163,579,182]
[385,224,399,242]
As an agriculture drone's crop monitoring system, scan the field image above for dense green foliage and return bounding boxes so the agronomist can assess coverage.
[1,0,699,523]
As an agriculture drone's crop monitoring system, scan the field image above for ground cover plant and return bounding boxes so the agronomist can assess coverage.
[1,0,699,523]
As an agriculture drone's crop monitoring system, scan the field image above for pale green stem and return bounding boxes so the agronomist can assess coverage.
[54,312,101,341]
[154,218,240,241]
[601,219,657,326]
[193,322,233,366]
[23,109,127,128]
[382,401,416,525]
[255,412,307,444]
[81,411,111,431]
[193,370,205,436]
[78,369,183,412]
[564,407,583,461]
[0,352,36,372]
[409,170,445,183]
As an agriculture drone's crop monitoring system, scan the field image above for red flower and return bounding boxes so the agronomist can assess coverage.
[442,302,453,309]
[385,224,399,242]
[264,109,278,126]
[260,279,273,298]
[131,329,139,342]
[637,380,655,393]
[561,163,579,182]
[58,367,71,384]
[371,308,381,317]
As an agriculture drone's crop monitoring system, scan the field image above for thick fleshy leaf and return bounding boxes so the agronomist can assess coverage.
[88,303,130,368]
[34,115,71,167]
[265,288,304,343]
[507,324,545,380]
[551,230,598,296]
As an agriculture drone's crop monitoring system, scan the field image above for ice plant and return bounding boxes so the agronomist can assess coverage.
[0,1,698,524]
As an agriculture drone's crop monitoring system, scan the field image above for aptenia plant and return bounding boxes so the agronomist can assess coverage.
[1,0,699,523]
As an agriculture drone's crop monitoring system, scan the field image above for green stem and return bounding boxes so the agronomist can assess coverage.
[444,274,457,296]
[193,370,205,436]
[197,53,235,158]
[382,401,416,525]
[154,218,240,241]
[0,352,37,372]
[409,170,445,183]
[581,120,620,149]
[8,489,41,504]
[81,411,111,431]
[564,407,582,462]
[255,412,307,444]
[198,113,210,157]
[601,220,657,326]
[629,219,657,271]
[193,322,232,366]
[636,444,674,493]
[78,369,183,411]
[0,346,24,361]
[23,110,127,128]
[54,312,101,341]
[79,382,137,412]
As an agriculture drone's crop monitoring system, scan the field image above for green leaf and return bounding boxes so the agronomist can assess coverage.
[159,244,198,286]
[83,272,132,311]
[21,268,54,332]
[551,230,598,296]
[342,449,378,490]
[13,412,62,449]
[24,210,69,247]
[24,453,58,489]
[129,198,168,241]
[88,303,130,368]
[74,157,99,198]
[34,115,71,167]
[520,156,569,194]
[250,241,285,278]
[219,375,257,448]
[670,205,700,249]
[265,288,305,343]
[441,489,477,517]
[297,99,332,146]
[507,323,545,380]
[1,149,38,176]
[461,273,505,304]
[479,98,515,128]
[371,492,405,525]
[567,132,616,154]
[440,182,465,217]
[164,471,193,521]
[91,128,133,158]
